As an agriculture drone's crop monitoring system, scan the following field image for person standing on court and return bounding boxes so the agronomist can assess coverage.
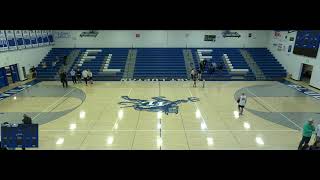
[237,93,247,115]
[70,69,77,84]
[76,68,82,83]
[88,69,93,84]
[298,119,315,150]
[59,70,68,88]
[82,69,89,86]
[192,69,198,87]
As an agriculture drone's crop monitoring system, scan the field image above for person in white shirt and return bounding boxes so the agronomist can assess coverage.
[82,69,89,86]
[237,93,247,115]
[70,69,76,84]
[88,70,93,84]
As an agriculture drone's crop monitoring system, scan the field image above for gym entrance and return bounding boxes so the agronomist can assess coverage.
[300,64,313,84]
[0,64,20,89]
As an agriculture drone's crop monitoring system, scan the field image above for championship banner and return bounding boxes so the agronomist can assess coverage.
[14,30,25,49]
[29,30,38,47]
[5,30,17,50]
[35,30,43,46]
[22,30,32,48]
[42,30,49,45]
[0,30,9,52]
[47,30,54,44]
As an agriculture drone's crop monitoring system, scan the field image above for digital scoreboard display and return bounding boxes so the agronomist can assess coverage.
[293,30,320,58]
[1,124,38,148]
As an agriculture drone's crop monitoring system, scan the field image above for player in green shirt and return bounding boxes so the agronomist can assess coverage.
[298,118,315,150]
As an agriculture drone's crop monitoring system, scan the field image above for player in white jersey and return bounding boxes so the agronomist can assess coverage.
[237,93,247,115]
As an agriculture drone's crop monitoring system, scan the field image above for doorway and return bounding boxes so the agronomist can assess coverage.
[300,64,313,84]
[0,64,20,89]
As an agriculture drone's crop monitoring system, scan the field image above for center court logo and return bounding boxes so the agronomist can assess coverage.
[118,96,199,115]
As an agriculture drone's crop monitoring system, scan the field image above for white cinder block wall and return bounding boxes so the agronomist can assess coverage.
[267,30,320,89]
[53,30,270,48]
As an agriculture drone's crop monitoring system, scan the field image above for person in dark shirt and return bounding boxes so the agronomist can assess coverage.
[22,114,32,124]
[63,56,67,65]
[59,71,68,88]
[76,68,82,83]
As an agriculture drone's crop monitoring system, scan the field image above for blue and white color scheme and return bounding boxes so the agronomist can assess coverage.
[14,30,25,49]
[29,30,38,47]
[119,96,199,115]
[5,30,17,50]
[35,30,43,46]
[48,30,54,44]
[283,80,320,100]
[0,84,33,101]
[22,30,32,48]
[42,30,49,45]
[0,30,9,52]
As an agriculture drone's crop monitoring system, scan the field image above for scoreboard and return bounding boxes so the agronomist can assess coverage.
[1,123,38,148]
[293,30,320,58]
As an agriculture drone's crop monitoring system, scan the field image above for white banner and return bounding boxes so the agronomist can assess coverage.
[5,30,17,50]
[29,30,38,47]
[0,30,9,52]
[22,30,32,48]
[14,30,25,49]
[42,30,49,45]
[48,30,54,44]
[35,30,43,46]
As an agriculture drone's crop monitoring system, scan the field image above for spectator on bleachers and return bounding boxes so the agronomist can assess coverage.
[82,69,89,86]
[217,63,224,71]
[88,70,93,84]
[200,60,205,73]
[76,68,82,83]
[30,66,36,78]
[59,70,68,88]
[70,69,76,84]
[63,56,67,65]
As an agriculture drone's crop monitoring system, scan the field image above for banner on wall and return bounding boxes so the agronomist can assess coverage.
[35,30,43,46]
[277,43,283,51]
[22,30,32,48]
[14,30,25,49]
[0,30,9,52]
[47,30,54,44]
[5,30,17,50]
[42,30,49,45]
[29,30,38,47]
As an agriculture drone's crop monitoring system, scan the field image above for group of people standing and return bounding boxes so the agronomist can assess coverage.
[190,60,224,87]
[59,68,93,88]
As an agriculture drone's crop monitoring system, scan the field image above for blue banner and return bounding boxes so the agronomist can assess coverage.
[22,30,32,48]
[42,30,49,45]
[5,30,17,50]
[14,30,25,49]
[35,30,43,46]
[48,30,54,44]
[29,30,38,47]
[0,30,8,52]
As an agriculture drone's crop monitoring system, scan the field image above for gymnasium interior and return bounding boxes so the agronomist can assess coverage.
[0,30,320,150]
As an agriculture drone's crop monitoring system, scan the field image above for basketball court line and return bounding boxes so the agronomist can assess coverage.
[245,87,303,130]
[32,88,76,120]
[40,129,299,132]
[188,88,208,129]
[112,88,132,130]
